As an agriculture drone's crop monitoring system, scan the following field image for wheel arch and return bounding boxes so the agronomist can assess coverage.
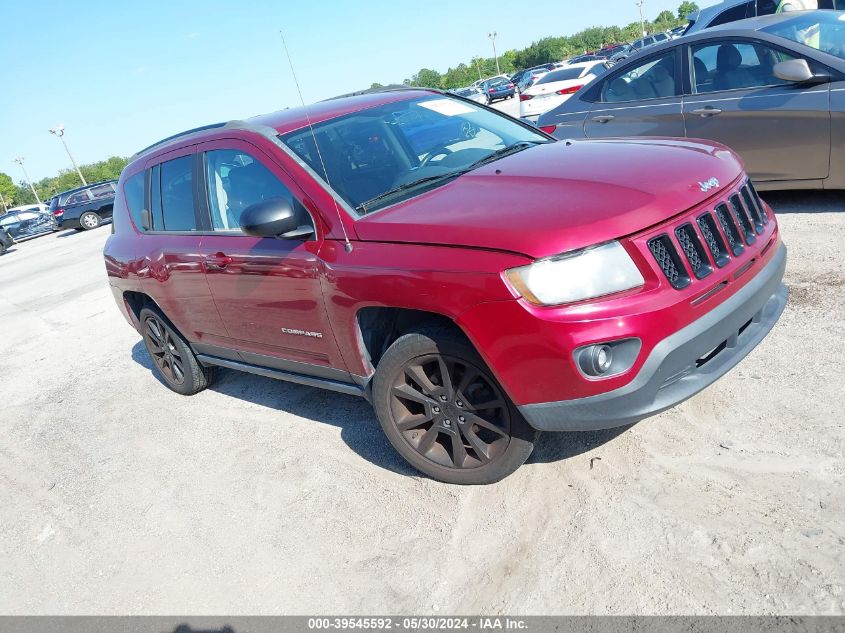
[356,307,471,374]
[122,290,162,329]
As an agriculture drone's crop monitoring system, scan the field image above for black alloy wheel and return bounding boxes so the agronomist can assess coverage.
[373,327,537,484]
[144,314,187,386]
[390,354,510,470]
[139,306,215,395]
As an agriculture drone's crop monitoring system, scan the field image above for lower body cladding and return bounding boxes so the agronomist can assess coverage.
[519,243,788,432]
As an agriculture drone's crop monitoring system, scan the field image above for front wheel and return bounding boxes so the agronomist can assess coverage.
[372,327,537,484]
[78,212,101,230]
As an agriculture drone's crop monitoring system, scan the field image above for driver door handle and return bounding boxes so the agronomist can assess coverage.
[691,107,722,117]
[592,115,615,123]
[204,252,233,271]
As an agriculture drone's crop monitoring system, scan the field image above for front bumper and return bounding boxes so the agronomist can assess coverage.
[519,243,787,432]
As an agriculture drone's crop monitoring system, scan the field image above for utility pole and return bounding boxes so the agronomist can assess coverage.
[488,32,500,75]
[0,190,7,213]
[49,124,87,185]
[636,1,646,36]
[13,157,41,205]
[474,57,483,82]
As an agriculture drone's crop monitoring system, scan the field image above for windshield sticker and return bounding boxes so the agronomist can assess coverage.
[419,99,476,116]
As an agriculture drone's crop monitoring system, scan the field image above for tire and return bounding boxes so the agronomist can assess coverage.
[78,212,101,230]
[372,326,538,484]
[139,306,215,395]
[0,242,6,256]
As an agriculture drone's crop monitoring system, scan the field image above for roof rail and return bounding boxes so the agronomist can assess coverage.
[322,85,435,101]
[131,122,228,159]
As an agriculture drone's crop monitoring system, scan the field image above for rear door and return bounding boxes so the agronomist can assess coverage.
[139,147,230,346]
[584,49,686,138]
[196,139,349,379]
[683,38,830,183]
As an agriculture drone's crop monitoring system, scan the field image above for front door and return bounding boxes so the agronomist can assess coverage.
[584,50,686,139]
[684,39,831,183]
[196,140,349,379]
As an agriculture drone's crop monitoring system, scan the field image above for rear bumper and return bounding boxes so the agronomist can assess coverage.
[519,243,787,432]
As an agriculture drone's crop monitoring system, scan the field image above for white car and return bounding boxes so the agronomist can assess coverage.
[519,61,611,121]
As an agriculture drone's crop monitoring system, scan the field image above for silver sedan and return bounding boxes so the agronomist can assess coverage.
[537,11,845,190]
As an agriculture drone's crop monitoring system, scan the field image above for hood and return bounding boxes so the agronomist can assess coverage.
[354,138,745,259]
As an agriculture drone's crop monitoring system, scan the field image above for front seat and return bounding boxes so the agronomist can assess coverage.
[605,77,634,102]
[714,44,756,91]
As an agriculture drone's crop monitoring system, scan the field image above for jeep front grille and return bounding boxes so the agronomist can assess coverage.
[647,179,770,290]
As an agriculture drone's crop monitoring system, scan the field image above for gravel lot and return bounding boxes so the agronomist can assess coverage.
[1,192,843,615]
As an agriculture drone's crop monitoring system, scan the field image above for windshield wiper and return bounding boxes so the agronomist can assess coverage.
[355,141,547,213]
[356,172,468,213]
[467,141,545,170]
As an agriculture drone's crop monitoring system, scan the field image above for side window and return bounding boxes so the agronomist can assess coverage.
[66,190,91,205]
[692,41,796,93]
[90,184,115,198]
[157,155,197,231]
[601,52,678,102]
[0,214,18,227]
[123,171,146,231]
[203,149,305,232]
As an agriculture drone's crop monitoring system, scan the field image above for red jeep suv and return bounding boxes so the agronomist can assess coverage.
[104,89,787,484]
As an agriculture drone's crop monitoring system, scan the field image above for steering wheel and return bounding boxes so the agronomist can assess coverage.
[419,145,454,168]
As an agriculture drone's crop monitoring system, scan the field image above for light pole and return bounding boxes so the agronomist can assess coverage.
[49,124,87,186]
[13,157,41,205]
[474,57,483,82]
[488,32,500,75]
[636,0,646,36]
[0,190,7,213]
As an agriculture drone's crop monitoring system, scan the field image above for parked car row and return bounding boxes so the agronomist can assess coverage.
[0,180,118,257]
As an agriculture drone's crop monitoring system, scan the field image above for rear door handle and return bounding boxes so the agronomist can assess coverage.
[204,252,233,271]
[691,107,722,117]
[591,115,615,123]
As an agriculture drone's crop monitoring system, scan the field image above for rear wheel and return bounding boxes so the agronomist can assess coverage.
[372,327,537,484]
[139,306,215,395]
[79,212,101,230]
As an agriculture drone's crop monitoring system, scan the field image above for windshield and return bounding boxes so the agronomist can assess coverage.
[280,95,549,213]
[762,11,845,60]
[536,67,587,84]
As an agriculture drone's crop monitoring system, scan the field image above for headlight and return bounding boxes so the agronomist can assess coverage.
[504,241,645,306]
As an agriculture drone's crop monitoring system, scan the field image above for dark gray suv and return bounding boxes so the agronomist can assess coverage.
[49,181,117,230]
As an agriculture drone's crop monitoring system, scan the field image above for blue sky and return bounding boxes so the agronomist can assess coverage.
[0,0,712,180]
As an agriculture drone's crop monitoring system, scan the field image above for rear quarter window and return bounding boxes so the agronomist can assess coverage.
[123,172,146,231]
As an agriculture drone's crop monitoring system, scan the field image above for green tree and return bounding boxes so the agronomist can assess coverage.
[370,82,384,89]
[410,68,443,89]
[0,172,17,210]
[678,1,699,19]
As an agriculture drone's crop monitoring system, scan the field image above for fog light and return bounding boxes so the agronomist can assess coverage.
[574,338,641,379]
[593,345,613,374]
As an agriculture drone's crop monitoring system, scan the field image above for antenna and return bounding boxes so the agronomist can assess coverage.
[279,30,353,254]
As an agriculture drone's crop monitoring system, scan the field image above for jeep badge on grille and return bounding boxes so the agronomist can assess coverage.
[699,177,720,193]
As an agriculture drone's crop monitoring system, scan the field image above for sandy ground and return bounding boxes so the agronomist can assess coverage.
[0,193,843,615]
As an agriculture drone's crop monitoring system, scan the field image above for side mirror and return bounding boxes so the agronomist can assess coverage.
[773,59,818,83]
[239,197,314,240]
